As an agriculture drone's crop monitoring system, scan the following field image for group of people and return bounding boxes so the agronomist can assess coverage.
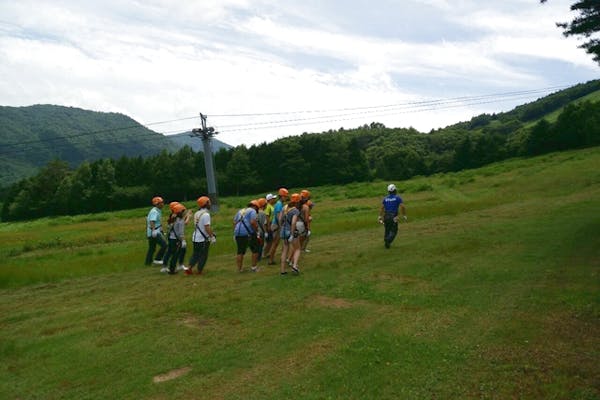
[145,183,406,276]
[145,195,216,275]
[232,188,314,275]
[144,187,315,276]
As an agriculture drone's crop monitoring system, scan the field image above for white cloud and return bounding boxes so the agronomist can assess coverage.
[0,0,597,147]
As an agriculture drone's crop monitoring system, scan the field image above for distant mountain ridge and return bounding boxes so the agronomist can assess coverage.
[0,105,231,186]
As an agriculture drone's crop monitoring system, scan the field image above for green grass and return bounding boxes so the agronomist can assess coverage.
[0,148,599,399]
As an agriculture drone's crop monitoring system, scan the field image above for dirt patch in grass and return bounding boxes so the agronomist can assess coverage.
[153,366,192,383]
[179,315,215,330]
[311,295,355,309]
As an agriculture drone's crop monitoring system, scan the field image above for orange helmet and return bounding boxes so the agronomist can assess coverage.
[257,198,267,208]
[300,189,311,199]
[172,203,186,214]
[152,196,164,206]
[169,201,180,212]
[290,193,301,203]
[197,196,210,208]
[278,188,289,197]
[249,200,259,208]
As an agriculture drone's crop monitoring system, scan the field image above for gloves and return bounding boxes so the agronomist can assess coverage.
[393,216,399,223]
[403,215,408,222]
[306,230,311,237]
[181,240,187,248]
[377,216,383,224]
[210,235,217,244]
[288,235,294,243]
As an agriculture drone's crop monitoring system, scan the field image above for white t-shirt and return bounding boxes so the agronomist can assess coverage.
[192,209,211,242]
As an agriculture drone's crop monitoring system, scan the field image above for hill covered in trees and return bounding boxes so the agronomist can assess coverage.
[0,105,180,185]
[1,80,599,221]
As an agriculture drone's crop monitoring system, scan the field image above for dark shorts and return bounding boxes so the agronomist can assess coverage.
[235,235,260,255]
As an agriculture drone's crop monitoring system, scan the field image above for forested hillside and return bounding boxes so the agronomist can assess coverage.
[1,80,599,221]
[0,105,178,185]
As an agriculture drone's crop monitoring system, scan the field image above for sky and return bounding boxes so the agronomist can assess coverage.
[0,0,598,147]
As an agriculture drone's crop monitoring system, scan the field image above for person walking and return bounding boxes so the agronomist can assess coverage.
[233,200,260,272]
[267,188,289,265]
[378,184,407,248]
[145,196,167,266]
[163,202,188,274]
[185,196,216,275]
[280,193,302,275]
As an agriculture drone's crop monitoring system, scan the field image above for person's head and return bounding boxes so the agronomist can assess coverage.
[197,196,210,209]
[152,196,164,208]
[169,201,181,214]
[257,198,267,209]
[290,193,301,207]
[248,200,260,211]
[278,187,289,200]
[266,193,277,204]
[172,203,186,217]
[387,183,397,195]
[300,189,311,200]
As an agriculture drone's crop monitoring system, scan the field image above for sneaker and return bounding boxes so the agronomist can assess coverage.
[153,260,164,265]
[280,271,288,276]
[177,265,185,271]
[160,267,169,273]
[168,270,178,275]
[184,269,193,276]
[291,265,299,274]
[384,241,390,249]
[304,249,311,253]
[251,266,259,272]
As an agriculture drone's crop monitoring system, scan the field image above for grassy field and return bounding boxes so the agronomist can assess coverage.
[0,148,598,399]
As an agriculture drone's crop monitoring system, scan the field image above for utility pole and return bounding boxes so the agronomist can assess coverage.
[191,113,219,212]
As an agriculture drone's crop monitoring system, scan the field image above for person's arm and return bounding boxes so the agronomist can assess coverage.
[378,205,385,223]
[399,203,407,221]
[303,205,310,230]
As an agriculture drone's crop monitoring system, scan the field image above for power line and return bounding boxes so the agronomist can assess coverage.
[206,85,570,118]
[214,92,560,134]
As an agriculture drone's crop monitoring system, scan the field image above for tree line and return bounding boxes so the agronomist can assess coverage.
[1,99,599,221]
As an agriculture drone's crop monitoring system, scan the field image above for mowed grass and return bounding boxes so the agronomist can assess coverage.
[0,148,599,399]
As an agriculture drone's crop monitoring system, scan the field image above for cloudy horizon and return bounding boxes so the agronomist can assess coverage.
[0,0,598,146]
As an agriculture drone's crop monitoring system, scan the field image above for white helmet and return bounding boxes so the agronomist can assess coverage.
[387,184,396,193]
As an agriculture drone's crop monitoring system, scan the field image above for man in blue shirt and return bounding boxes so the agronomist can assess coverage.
[378,184,407,248]
[233,200,260,272]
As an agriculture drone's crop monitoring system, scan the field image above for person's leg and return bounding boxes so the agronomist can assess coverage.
[163,239,176,267]
[269,234,280,264]
[249,236,260,271]
[145,237,156,265]
[389,221,398,244]
[235,237,248,272]
[197,242,210,274]
[280,241,289,274]
[185,242,201,275]
[291,239,301,273]
[155,234,167,261]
